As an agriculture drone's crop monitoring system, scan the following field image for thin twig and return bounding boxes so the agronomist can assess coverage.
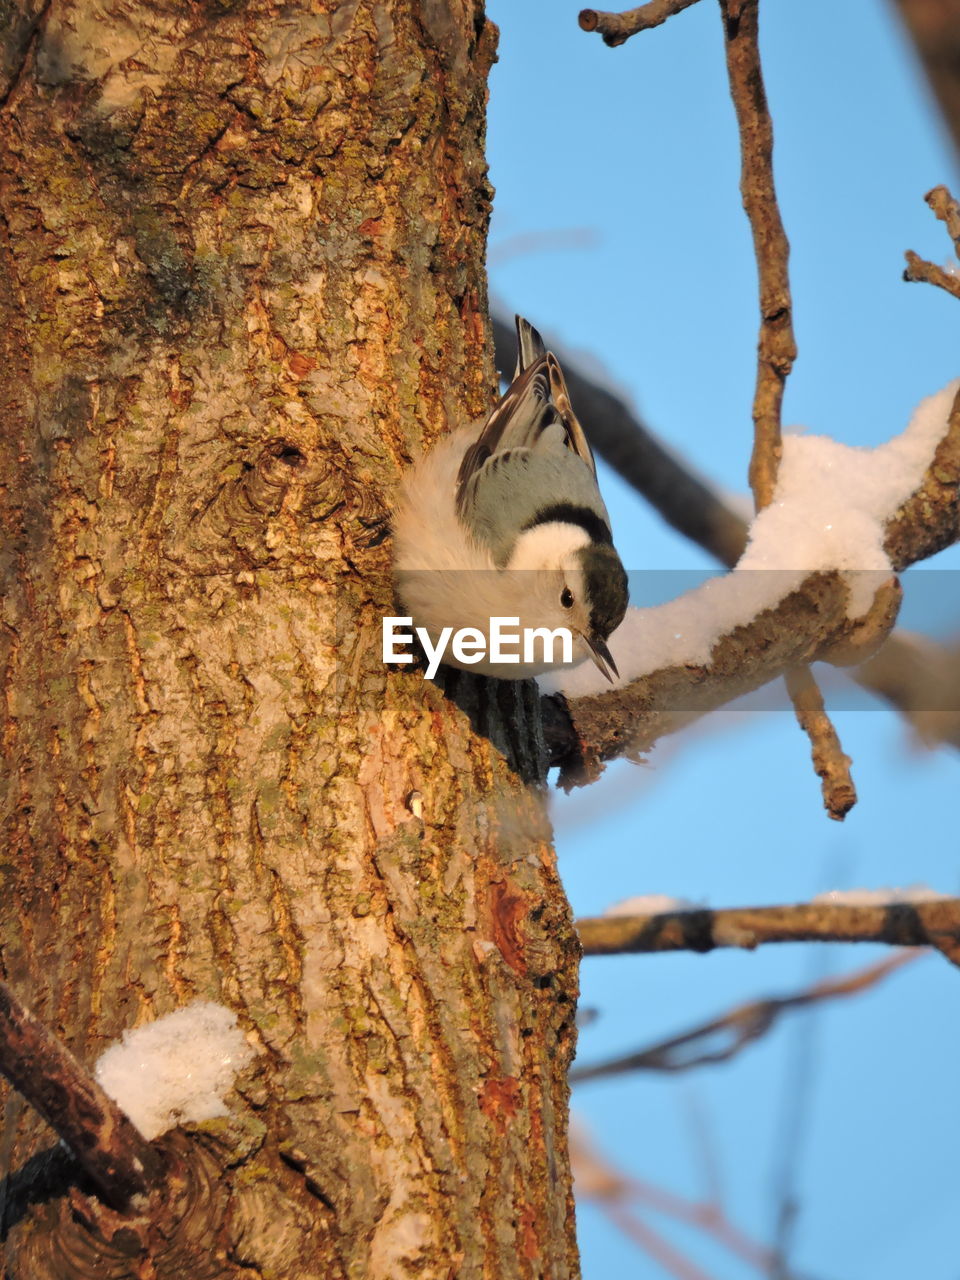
[904,185,960,298]
[784,668,856,820]
[578,0,703,46]
[571,953,915,1081]
[0,982,164,1209]
[577,898,960,965]
[903,249,960,301]
[925,184,960,253]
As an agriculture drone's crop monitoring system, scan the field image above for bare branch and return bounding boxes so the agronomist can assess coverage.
[0,982,164,1210]
[576,898,960,966]
[904,183,960,299]
[926,184,960,253]
[491,315,750,567]
[578,0,703,46]
[784,668,855,820]
[488,227,599,268]
[570,953,915,1081]
[903,249,960,300]
[720,0,796,508]
[857,631,960,749]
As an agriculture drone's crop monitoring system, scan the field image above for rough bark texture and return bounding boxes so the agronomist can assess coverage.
[0,3,581,1277]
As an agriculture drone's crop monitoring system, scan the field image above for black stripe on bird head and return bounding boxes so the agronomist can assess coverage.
[577,543,629,640]
[522,503,612,546]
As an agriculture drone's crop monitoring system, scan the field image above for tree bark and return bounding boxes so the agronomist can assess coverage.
[0,3,581,1276]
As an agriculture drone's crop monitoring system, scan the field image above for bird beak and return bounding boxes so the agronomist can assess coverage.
[581,632,619,684]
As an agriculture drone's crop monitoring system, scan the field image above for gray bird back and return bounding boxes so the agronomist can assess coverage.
[462,445,612,567]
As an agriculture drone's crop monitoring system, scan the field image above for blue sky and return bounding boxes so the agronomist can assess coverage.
[485,2,960,1277]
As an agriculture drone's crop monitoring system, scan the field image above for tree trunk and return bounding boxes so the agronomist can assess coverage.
[0,2,581,1276]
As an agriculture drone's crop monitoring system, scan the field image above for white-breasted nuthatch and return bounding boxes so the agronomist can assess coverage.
[392,316,628,681]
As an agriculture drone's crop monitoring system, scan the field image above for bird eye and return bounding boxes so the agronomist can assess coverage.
[560,587,574,609]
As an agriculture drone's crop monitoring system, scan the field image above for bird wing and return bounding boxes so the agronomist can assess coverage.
[456,316,596,519]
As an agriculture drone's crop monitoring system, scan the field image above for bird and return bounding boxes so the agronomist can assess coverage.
[392,315,628,681]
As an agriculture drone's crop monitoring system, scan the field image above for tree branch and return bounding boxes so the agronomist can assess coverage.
[0,982,164,1210]
[541,572,883,781]
[857,632,960,749]
[577,0,703,46]
[925,183,960,253]
[903,249,960,300]
[576,898,960,966]
[720,0,795,507]
[784,667,856,820]
[903,185,960,298]
[571,953,915,1081]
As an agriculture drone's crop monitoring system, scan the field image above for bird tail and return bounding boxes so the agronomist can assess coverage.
[513,314,547,380]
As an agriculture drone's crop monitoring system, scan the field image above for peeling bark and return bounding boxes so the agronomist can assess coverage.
[0,3,581,1276]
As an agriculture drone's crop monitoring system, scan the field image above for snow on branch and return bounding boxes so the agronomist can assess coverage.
[541,379,960,785]
[0,981,164,1210]
[576,895,960,966]
[497,312,960,756]
[510,327,959,770]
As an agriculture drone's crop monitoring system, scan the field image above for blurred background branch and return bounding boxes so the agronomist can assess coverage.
[570,953,915,1081]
